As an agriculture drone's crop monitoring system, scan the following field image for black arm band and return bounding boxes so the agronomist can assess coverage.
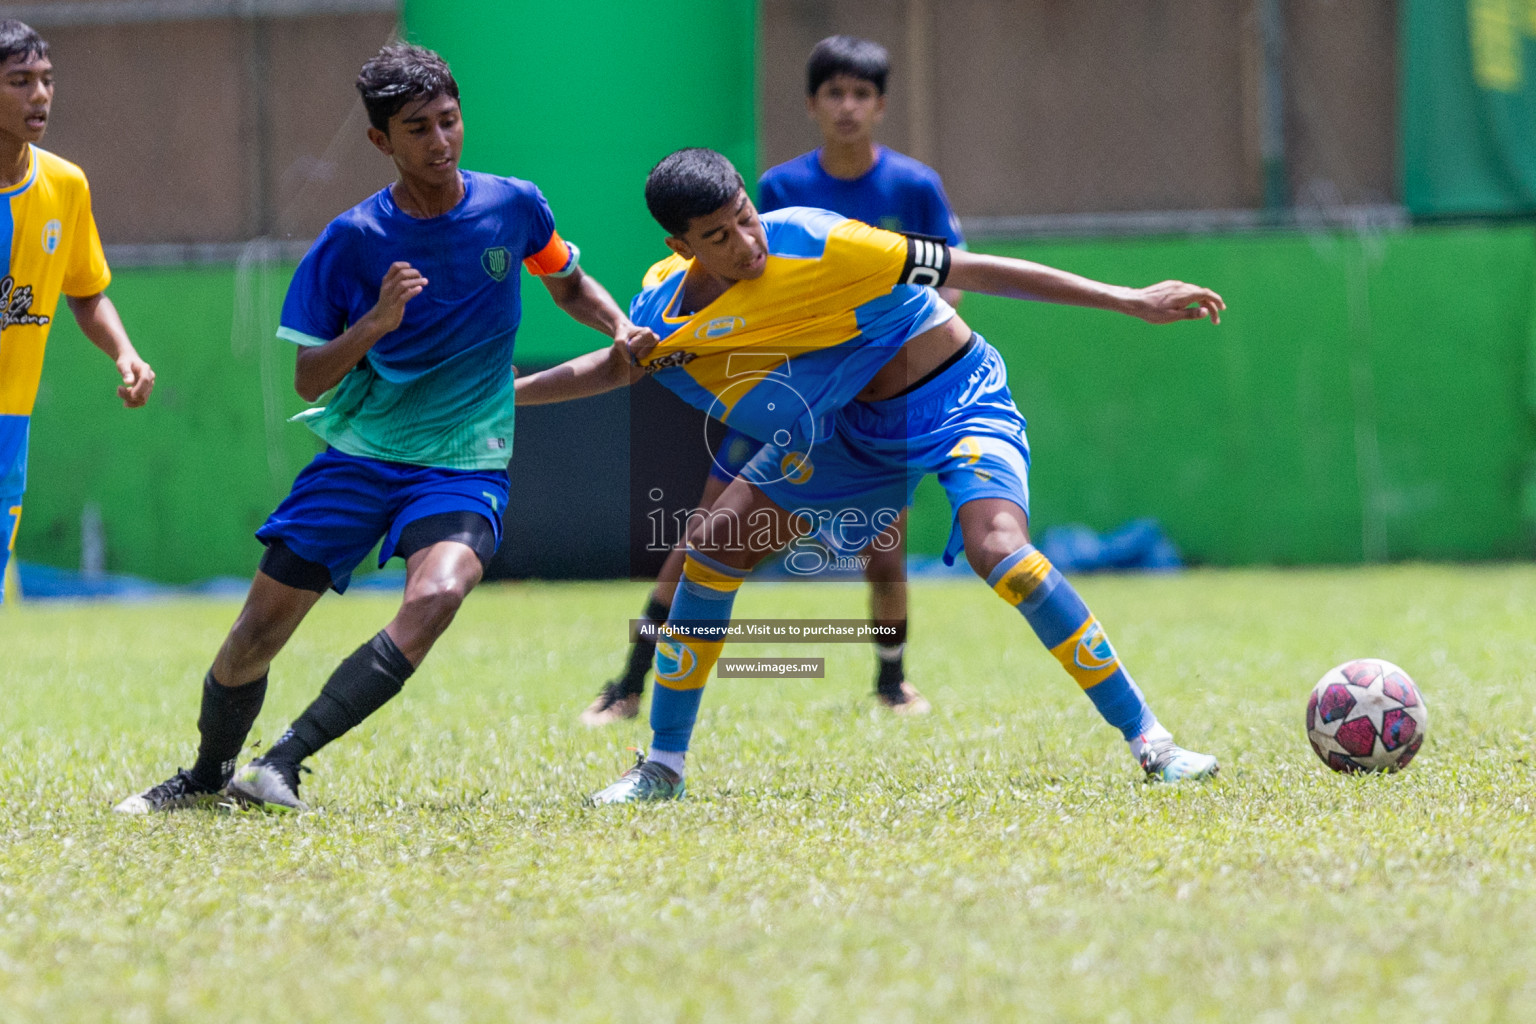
[900,233,952,288]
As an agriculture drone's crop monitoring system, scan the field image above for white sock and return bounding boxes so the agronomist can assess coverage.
[647,747,687,778]
[875,642,906,663]
[1128,722,1173,761]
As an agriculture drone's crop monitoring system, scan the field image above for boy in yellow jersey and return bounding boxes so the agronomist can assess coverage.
[580,36,958,725]
[0,20,155,600]
[517,149,1224,802]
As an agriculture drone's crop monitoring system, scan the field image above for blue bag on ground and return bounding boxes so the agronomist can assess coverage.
[1037,519,1182,573]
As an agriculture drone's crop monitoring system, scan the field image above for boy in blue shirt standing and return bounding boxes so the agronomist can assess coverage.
[116,43,653,813]
[581,36,961,725]
[760,35,965,289]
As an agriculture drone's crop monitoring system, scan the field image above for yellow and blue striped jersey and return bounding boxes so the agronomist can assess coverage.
[629,207,954,448]
[0,145,111,496]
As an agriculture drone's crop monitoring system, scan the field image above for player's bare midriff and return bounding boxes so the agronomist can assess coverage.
[855,314,970,402]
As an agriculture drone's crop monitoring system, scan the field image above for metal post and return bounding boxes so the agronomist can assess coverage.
[905,0,934,165]
[245,16,275,239]
[1259,0,1289,214]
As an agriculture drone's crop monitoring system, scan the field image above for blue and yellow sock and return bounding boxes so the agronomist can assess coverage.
[649,548,748,762]
[987,545,1157,740]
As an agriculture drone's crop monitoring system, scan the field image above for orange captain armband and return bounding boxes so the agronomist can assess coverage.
[523,231,580,278]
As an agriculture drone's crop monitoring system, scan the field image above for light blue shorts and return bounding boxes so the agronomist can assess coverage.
[741,336,1030,564]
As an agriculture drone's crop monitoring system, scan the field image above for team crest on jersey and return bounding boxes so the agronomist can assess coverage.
[643,350,697,375]
[1074,621,1117,671]
[654,638,697,682]
[780,451,813,485]
[695,316,745,340]
[0,277,50,331]
[481,246,511,282]
[41,220,62,254]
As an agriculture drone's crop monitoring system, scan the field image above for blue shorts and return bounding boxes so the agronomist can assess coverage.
[255,448,510,593]
[741,336,1030,565]
[707,427,765,483]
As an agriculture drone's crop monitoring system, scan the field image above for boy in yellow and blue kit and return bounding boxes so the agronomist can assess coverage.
[0,19,156,599]
[516,149,1225,802]
[582,35,966,721]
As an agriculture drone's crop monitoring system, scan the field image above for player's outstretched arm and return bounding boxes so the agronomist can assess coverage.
[541,265,625,334]
[514,341,641,407]
[945,249,1224,325]
[294,261,425,402]
[540,266,660,357]
[518,265,656,406]
[65,292,156,408]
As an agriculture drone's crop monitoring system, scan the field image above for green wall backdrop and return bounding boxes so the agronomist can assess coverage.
[21,225,1536,582]
[909,225,1536,564]
[22,262,319,584]
[18,3,1536,586]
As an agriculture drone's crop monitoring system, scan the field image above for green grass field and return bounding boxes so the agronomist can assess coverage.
[2,565,1534,1022]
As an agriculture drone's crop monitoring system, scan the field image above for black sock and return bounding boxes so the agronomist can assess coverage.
[617,594,670,694]
[189,670,268,790]
[266,631,415,764]
[874,620,909,692]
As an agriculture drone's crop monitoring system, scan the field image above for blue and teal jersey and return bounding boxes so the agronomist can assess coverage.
[0,145,112,497]
[757,146,964,246]
[278,169,574,471]
[629,207,954,449]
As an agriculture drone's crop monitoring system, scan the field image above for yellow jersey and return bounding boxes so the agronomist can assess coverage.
[1,144,111,500]
[630,208,952,448]
[0,144,111,420]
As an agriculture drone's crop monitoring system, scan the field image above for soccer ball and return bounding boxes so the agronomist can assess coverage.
[1305,658,1428,772]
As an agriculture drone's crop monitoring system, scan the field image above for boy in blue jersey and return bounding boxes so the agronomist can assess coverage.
[0,20,156,602]
[582,36,962,723]
[515,149,1225,804]
[760,35,964,298]
[115,43,654,813]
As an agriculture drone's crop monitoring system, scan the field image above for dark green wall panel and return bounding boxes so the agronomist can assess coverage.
[402,0,758,363]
